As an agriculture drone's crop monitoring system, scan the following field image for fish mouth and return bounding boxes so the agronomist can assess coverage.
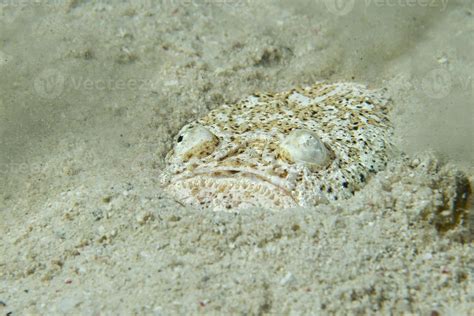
[165,167,298,210]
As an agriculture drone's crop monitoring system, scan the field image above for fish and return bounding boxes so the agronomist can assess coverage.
[160,82,393,211]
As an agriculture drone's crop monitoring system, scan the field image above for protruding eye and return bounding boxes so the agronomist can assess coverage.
[174,125,219,161]
[278,129,330,167]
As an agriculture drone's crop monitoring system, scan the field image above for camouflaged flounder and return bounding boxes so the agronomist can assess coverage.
[160,82,393,211]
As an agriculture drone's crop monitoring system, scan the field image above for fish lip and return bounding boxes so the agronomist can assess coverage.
[167,167,297,204]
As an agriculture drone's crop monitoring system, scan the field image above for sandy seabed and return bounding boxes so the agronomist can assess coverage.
[0,1,473,314]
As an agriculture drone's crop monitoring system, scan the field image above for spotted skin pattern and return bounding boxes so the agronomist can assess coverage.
[160,82,393,211]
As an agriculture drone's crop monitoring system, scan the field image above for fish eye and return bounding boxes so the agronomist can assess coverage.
[174,125,219,161]
[278,129,331,167]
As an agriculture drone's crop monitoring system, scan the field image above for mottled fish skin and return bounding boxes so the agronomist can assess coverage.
[160,82,393,211]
